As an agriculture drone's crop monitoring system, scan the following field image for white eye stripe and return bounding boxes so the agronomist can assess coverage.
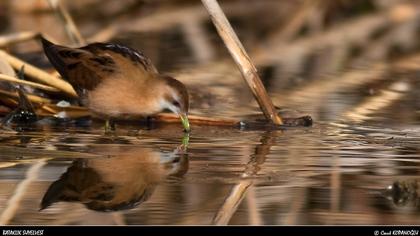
[160,99,180,114]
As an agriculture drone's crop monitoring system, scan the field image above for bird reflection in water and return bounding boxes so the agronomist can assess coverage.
[40,135,189,212]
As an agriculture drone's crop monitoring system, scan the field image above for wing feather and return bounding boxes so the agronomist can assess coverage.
[41,37,157,96]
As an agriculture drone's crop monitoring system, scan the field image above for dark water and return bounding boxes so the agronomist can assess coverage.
[1,99,420,225]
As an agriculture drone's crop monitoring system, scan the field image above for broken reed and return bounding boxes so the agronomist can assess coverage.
[0,50,77,97]
[201,0,283,125]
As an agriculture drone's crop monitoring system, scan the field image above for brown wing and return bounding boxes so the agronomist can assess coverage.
[41,37,158,95]
[42,37,115,92]
[81,42,158,76]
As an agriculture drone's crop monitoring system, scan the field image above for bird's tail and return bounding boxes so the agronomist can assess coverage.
[40,36,71,81]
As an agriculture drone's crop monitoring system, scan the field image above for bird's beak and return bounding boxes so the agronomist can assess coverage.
[180,113,190,132]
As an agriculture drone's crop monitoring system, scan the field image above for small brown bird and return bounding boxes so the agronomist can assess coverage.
[41,37,190,132]
[40,145,189,211]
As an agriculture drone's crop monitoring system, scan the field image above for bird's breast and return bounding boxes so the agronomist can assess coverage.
[87,77,163,118]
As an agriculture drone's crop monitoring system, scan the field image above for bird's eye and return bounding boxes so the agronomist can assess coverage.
[172,101,180,107]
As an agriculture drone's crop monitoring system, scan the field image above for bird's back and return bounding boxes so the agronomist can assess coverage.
[41,37,158,97]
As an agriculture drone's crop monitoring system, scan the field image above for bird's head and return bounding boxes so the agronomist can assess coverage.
[160,76,190,132]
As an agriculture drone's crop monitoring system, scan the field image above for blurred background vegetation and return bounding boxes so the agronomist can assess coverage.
[0,0,420,122]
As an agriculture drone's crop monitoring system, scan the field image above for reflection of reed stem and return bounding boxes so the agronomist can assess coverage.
[111,213,126,225]
[212,180,252,225]
[201,0,283,125]
[246,185,262,225]
[282,188,306,224]
[212,132,277,225]
[0,159,48,225]
[330,154,341,214]
[343,81,410,123]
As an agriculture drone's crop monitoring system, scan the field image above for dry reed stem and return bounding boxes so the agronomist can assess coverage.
[182,20,214,62]
[0,50,77,97]
[272,0,320,41]
[14,103,90,118]
[46,0,85,45]
[38,105,88,118]
[0,163,18,169]
[0,31,39,48]
[0,88,52,104]
[154,113,239,126]
[282,188,307,225]
[0,159,48,225]
[201,0,283,125]
[0,98,17,110]
[0,74,60,92]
